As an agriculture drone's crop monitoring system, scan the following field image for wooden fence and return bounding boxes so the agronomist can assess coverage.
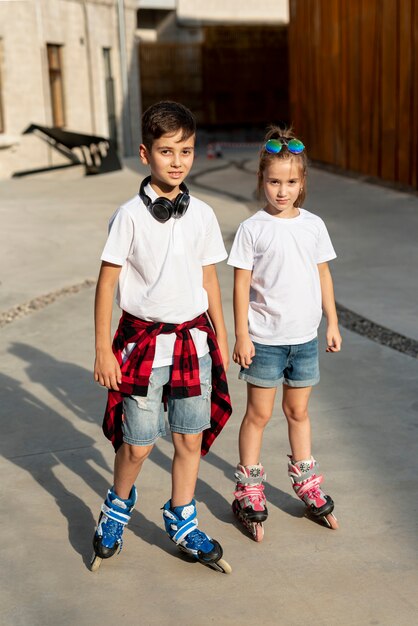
[139,25,289,128]
[288,0,418,189]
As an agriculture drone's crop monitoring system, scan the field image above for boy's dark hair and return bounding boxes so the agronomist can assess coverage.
[141,101,196,151]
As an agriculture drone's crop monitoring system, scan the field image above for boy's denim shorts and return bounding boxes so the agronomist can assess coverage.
[239,337,320,388]
[121,353,212,446]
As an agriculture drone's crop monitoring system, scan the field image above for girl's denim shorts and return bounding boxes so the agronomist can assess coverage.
[122,352,212,446]
[239,337,320,388]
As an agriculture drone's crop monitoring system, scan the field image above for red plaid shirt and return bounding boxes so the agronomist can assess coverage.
[102,311,232,456]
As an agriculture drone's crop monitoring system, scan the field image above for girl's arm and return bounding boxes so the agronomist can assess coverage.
[232,267,255,368]
[318,262,342,353]
[203,264,230,370]
[94,261,123,389]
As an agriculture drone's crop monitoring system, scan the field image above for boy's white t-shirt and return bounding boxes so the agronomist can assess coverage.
[101,183,227,366]
[227,208,337,345]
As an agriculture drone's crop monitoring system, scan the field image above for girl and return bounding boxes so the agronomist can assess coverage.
[227,126,342,541]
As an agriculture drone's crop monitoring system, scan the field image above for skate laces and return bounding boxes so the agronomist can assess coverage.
[294,474,323,499]
[305,484,322,501]
[186,527,211,549]
[100,515,124,541]
[234,482,266,504]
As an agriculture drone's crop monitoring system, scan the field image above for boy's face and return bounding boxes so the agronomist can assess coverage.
[139,130,195,197]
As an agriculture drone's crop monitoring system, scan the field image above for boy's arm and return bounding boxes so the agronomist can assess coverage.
[202,264,230,371]
[318,262,342,353]
[232,267,255,368]
[94,261,123,389]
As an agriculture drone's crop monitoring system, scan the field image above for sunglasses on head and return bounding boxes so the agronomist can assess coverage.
[264,138,305,155]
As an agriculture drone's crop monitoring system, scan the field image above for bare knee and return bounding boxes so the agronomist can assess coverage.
[173,432,202,456]
[244,407,272,429]
[120,443,153,466]
[282,402,309,423]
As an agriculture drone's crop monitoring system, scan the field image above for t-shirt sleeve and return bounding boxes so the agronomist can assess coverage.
[227,223,254,270]
[201,208,228,266]
[316,218,337,264]
[100,207,134,266]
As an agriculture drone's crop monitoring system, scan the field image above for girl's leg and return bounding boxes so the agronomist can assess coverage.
[114,442,154,499]
[282,385,312,461]
[239,383,277,464]
[171,432,202,507]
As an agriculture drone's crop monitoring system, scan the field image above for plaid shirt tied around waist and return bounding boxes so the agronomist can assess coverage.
[102,311,232,456]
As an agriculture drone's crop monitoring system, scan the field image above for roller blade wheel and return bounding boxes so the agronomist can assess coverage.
[90,552,103,572]
[232,499,265,542]
[305,508,339,530]
[179,540,232,574]
[207,557,232,574]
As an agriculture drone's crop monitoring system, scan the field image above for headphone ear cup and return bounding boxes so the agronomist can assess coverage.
[173,192,190,218]
[150,197,174,223]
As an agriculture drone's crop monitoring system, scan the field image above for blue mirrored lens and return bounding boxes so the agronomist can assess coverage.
[265,139,283,154]
[287,139,305,154]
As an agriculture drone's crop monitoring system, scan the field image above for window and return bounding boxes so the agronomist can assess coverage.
[0,40,4,133]
[103,48,117,145]
[47,44,65,127]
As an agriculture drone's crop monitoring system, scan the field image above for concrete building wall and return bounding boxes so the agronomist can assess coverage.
[177,0,289,24]
[0,0,140,179]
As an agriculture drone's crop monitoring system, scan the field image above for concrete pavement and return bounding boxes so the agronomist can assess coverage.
[1,149,418,626]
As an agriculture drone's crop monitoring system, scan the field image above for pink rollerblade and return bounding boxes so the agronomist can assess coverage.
[232,464,268,541]
[287,456,338,529]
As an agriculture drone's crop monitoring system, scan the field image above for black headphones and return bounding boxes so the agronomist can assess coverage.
[139,176,190,223]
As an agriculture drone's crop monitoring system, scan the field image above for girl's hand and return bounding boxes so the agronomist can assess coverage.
[94,349,122,390]
[326,325,342,353]
[233,336,255,368]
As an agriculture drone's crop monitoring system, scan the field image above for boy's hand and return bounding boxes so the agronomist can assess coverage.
[233,336,255,369]
[326,325,342,353]
[94,349,122,390]
[217,335,230,372]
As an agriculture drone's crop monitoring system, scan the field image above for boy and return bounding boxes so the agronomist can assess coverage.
[90,101,232,572]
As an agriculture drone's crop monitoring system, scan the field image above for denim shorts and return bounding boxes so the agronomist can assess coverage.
[121,352,212,446]
[239,337,320,388]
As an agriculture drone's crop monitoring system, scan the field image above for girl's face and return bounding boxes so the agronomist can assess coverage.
[262,158,304,217]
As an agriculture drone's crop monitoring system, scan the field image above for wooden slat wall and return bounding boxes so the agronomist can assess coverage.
[140,43,204,123]
[202,25,288,126]
[289,0,418,189]
[139,25,288,128]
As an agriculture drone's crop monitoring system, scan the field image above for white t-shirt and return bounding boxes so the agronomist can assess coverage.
[227,208,337,345]
[101,183,227,366]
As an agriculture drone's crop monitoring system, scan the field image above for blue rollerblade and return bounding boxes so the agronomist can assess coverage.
[162,499,232,574]
[90,485,137,571]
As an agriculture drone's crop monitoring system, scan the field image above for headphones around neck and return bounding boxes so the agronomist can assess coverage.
[139,176,190,223]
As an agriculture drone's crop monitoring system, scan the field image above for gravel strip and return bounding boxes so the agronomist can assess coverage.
[0,279,96,328]
[1,279,416,360]
[337,303,418,359]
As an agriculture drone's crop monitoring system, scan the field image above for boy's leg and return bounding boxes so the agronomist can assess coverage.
[167,352,212,506]
[282,385,312,461]
[163,430,228,568]
[171,432,202,507]
[114,442,154,500]
[239,384,276,465]
[161,354,231,568]
[91,366,168,567]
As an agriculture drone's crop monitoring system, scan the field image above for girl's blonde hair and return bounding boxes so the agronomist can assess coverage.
[257,125,308,206]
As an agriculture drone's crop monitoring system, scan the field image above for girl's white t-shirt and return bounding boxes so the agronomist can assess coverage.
[227,208,337,345]
[101,183,227,366]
